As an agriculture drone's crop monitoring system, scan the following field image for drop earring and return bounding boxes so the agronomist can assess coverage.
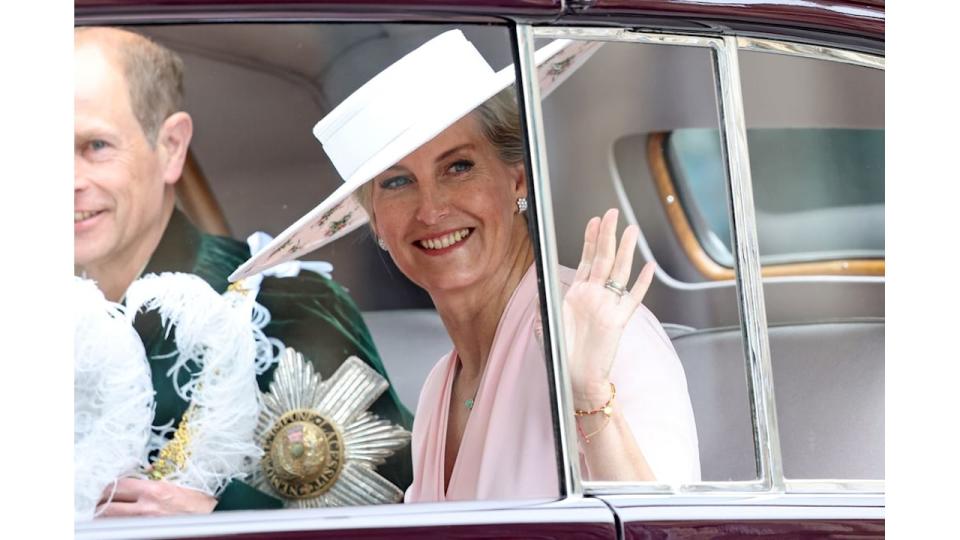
[377,237,388,251]
[516,197,528,214]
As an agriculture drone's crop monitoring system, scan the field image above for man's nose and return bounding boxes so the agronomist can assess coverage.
[415,185,450,226]
[74,155,90,191]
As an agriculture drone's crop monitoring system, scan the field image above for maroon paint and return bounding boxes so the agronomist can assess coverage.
[171,521,616,539]
[624,519,885,539]
[75,0,884,42]
[576,0,884,40]
[73,0,561,13]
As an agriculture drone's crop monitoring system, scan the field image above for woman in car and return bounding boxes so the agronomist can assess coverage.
[233,30,700,501]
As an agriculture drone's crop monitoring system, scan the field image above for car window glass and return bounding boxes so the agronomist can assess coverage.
[75,22,568,525]
[739,47,884,482]
[666,126,884,267]
[537,36,759,486]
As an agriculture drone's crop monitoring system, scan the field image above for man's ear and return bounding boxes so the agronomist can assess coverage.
[156,111,193,186]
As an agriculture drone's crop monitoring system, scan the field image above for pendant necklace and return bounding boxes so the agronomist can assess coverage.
[456,355,478,411]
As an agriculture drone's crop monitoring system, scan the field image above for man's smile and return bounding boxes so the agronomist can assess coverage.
[75,209,105,223]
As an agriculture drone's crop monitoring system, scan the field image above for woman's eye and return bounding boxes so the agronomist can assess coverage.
[89,140,109,152]
[448,160,474,174]
[379,175,412,190]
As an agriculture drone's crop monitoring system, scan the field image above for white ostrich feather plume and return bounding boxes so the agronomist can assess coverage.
[74,277,154,522]
[222,273,285,377]
[124,272,263,496]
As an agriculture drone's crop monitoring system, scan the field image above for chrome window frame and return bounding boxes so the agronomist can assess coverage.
[515,25,582,497]
[521,25,884,498]
[737,36,885,70]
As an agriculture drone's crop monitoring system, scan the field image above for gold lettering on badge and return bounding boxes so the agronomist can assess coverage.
[261,409,344,499]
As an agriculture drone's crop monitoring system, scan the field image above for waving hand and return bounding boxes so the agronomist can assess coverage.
[562,208,655,408]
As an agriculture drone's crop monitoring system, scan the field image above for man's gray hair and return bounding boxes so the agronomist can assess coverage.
[77,27,185,145]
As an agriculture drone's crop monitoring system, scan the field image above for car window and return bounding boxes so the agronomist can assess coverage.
[534,33,758,488]
[528,28,884,496]
[738,44,885,484]
[665,126,884,269]
[75,21,570,527]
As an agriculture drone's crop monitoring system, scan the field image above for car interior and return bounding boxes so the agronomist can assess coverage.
[134,22,884,486]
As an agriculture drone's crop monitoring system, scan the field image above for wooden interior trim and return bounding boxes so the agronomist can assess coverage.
[646,132,885,279]
[175,149,232,237]
[647,132,734,280]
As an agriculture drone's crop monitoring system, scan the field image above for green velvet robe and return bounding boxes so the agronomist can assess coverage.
[133,210,413,510]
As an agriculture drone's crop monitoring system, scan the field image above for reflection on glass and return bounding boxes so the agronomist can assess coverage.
[540,39,759,484]
[78,20,675,518]
[739,49,884,482]
[668,127,885,267]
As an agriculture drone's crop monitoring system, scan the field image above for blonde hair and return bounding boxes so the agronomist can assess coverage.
[356,87,523,227]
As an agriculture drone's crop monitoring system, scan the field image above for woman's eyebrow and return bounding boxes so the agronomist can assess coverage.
[435,144,475,163]
[379,165,412,178]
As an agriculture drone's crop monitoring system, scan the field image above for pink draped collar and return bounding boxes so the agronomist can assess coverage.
[405,264,559,502]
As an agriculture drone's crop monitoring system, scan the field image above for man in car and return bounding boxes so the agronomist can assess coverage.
[75,26,412,515]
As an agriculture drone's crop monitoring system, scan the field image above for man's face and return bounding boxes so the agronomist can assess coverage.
[74,43,169,270]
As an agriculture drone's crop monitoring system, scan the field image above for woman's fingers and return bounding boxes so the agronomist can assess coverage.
[576,209,650,306]
[575,216,601,283]
[588,208,620,284]
[608,224,639,291]
[629,262,656,304]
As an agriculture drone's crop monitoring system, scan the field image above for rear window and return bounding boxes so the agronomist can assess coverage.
[666,127,884,268]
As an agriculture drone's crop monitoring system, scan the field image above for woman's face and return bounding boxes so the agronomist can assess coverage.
[371,113,528,295]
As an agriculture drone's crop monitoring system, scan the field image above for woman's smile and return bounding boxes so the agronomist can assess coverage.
[415,227,475,255]
[370,113,529,294]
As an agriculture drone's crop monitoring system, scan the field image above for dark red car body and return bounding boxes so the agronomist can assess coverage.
[76,0,883,45]
[74,1,885,538]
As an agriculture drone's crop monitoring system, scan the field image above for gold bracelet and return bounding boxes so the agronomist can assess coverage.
[574,382,616,417]
[577,415,611,444]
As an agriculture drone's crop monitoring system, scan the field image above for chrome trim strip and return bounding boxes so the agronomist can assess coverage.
[534,26,722,49]
[516,23,582,497]
[786,479,885,494]
[712,36,784,491]
[76,497,613,540]
[600,492,884,507]
[584,480,770,496]
[613,503,884,521]
[681,481,774,493]
[585,478,886,496]
[585,481,675,494]
[737,37,884,70]
[599,493,885,522]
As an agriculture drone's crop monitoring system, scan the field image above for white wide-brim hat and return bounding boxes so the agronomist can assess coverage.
[231,30,600,282]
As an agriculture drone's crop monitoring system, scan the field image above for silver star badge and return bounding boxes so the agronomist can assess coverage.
[249,348,410,507]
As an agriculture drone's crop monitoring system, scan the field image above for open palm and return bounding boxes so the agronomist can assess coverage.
[563,209,655,405]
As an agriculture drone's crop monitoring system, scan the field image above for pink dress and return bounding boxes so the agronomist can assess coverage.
[404,265,700,502]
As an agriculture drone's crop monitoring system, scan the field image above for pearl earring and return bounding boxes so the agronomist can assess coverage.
[377,237,388,251]
[516,197,528,214]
